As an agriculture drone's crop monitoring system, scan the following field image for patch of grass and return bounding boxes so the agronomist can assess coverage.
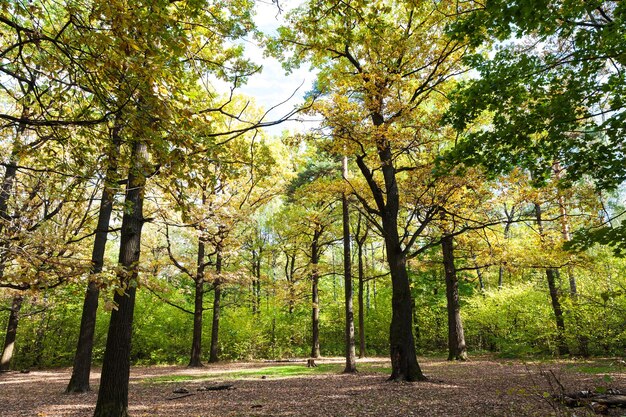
[141,361,393,384]
[357,362,392,374]
[564,360,623,375]
[141,363,341,384]
[145,374,200,383]
[228,363,341,379]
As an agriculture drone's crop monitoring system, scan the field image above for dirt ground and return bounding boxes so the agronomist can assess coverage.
[0,356,625,417]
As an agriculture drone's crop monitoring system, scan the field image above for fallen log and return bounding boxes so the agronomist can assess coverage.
[556,390,626,410]
[594,395,626,407]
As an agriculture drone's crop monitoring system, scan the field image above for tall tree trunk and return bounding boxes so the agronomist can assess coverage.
[67,123,122,393]
[0,155,17,226]
[356,139,425,381]
[251,251,257,314]
[208,247,223,363]
[386,245,423,380]
[32,305,50,368]
[93,140,148,417]
[284,252,296,315]
[310,230,321,359]
[356,227,367,358]
[188,237,206,367]
[473,255,485,292]
[555,185,589,355]
[0,295,23,371]
[534,203,569,356]
[342,156,357,373]
[441,235,467,361]
[553,163,577,295]
[251,249,262,315]
[556,201,578,297]
[546,268,569,355]
[255,248,262,313]
[498,205,514,289]
[0,140,21,372]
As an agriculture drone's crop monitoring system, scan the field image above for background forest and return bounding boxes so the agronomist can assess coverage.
[1,1,626,414]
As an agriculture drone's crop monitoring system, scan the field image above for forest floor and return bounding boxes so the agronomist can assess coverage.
[0,356,625,417]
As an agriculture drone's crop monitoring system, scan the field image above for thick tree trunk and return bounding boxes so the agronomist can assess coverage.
[0,295,23,372]
[93,140,148,417]
[209,248,222,363]
[188,238,206,368]
[386,246,424,380]
[67,122,121,393]
[356,138,425,381]
[66,281,100,392]
[381,147,424,381]
[534,203,569,356]
[342,156,356,373]
[441,235,467,361]
[310,231,321,359]
[67,128,121,393]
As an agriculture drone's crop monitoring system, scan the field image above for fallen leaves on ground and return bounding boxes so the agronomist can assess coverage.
[0,356,624,416]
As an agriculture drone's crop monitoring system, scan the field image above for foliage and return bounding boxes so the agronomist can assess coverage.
[2,1,626,395]
[445,1,625,190]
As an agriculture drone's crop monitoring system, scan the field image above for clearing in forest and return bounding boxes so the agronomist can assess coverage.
[0,356,624,417]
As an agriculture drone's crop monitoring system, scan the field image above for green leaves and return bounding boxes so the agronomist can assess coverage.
[448,1,626,190]
[568,224,626,257]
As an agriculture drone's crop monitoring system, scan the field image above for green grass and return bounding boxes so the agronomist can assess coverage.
[141,362,392,384]
[564,360,624,375]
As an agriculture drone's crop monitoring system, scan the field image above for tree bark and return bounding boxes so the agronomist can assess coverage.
[534,202,569,356]
[310,229,321,359]
[208,247,223,363]
[498,205,514,289]
[188,237,206,367]
[0,156,17,227]
[342,156,357,373]
[474,256,485,292]
[0,295,23,372]
[93,140,148,417]
[251,248,262,315]
[255,254,261,314]
[553,162,577,295]
[285,251,296,315]
[546,268,569,356]
[355,219,367,358]
[0,140,21,372]
[355,137,425,381]
[386,245,423,380]
[555,186,589,355]
[441,235,467,361]
[67,123,121,393]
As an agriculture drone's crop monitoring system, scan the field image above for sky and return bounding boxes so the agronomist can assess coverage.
[234,0,318,137]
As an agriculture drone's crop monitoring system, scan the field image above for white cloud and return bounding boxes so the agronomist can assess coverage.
[238,0,318,136]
